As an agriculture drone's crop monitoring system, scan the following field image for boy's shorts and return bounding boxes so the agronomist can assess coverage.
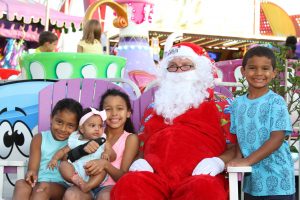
[244,193,295,200]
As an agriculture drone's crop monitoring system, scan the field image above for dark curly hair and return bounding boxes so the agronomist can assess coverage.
[99,89,135,133]
[51,98,83,124]
[242,46,276,70]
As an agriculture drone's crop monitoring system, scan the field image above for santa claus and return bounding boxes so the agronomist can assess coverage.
[111,42,236,200]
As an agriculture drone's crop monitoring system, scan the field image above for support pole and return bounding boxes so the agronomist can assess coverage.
[44,0,50,31]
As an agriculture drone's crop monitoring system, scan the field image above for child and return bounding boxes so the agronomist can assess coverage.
[228,46,295,199]
[63,89,139,200]
[35,31,58,52]
[12,98,83,200]
[285,35,298,59]
[47,107,116,194]
[77,19,103,54]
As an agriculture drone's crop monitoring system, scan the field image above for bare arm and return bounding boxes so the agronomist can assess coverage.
[85,134,139,181]
[47,145,71,169]
[234,143,243,159]
[108,134,139,181]
[227,143,243,167]
[77,45,83,53]
[246,131,285,165]
[54,145,71,160]
[228,131,285,166]
[25,134,42,186]
[101,142,117,162]
[218,143,236,164]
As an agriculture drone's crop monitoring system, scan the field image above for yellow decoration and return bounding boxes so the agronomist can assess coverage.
[151,37,160,54]
[243,45,247,56]
[261,2,296,36]
[84,0,128,28]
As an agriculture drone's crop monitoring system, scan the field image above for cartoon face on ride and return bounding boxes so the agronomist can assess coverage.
[0,107,35,160]
[0,81,53,188]
[0,81,53,162]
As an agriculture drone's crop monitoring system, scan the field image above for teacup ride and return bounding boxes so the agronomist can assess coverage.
[19,53,126,79]
[84,0,157,91]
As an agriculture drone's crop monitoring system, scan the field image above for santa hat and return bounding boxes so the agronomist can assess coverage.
[162,42,218,78]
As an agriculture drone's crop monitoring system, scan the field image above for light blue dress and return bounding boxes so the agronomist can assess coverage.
[38,130,67,182]
[230,90,295,196]
[68,131,106,182]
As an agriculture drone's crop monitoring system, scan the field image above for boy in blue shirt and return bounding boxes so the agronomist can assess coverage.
[228,46,295,200]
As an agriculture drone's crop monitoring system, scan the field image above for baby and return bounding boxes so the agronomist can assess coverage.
[48,107,116,193]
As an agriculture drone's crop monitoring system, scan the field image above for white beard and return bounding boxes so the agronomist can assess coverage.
[154,66,213,123]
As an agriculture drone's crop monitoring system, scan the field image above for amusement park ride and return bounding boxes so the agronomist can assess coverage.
[0,0,300,199]
[0,1,159,199]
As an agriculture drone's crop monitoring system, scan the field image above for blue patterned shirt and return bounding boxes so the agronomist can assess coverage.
[230,90,295,196]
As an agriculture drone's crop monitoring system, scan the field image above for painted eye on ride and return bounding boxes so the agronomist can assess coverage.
[0,121,13,159]
[13,121,33,157]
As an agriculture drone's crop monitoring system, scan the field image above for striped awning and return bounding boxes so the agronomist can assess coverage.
[0,0,83,41]
[110,31,285,50]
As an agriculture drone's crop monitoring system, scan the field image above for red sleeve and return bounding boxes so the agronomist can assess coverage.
[138,102,155,153]
[215,96,237,144]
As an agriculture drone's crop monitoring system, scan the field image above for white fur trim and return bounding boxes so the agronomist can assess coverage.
[154,56,214,122]
[161,45,212,71]
[163,46,200,67]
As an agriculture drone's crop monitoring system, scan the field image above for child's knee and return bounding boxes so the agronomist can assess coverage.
[64,188,81,200]
[31,184,51,200]
[15,179,27,186]
[34,182,49,193]
[15,179,31,190]
[13,179,32,197]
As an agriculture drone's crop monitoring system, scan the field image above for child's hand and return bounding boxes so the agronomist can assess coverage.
[101,152,110,161]
[47,159,58,170]
[104,142,116,162]
[25,170,37,187]
[227,158,250,167]
[83,140,99,154]
[84,159,108,176]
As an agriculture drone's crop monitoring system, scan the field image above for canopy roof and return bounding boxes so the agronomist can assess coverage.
[0,0,83,41]
[109,31,284,52]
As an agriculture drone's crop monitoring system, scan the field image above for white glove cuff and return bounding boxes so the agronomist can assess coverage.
[212,157,225,170]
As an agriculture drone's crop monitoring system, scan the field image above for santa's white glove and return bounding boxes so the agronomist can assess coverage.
[129,159,154,172]
[192,157,225,176]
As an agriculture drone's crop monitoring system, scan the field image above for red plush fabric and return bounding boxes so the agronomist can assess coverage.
[215,97,237,145]
[111,172,228,200]
[111,100,229,200]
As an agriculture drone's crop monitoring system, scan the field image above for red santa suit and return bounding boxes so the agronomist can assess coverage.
[111,42,235,200]
[111,96,234,200]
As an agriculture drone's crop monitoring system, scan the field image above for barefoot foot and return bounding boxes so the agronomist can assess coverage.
[71,174,90,193]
